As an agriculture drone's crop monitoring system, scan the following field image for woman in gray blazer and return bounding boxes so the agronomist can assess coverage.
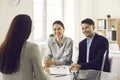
[44,20,73,67]
[0,14,47,80]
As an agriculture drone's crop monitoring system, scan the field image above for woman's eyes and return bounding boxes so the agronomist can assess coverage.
[54,28,61,31]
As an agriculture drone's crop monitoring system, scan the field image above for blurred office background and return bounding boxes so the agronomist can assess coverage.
[0,0,120,73]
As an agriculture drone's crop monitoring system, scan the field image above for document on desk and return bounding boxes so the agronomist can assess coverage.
[49,65,71,75]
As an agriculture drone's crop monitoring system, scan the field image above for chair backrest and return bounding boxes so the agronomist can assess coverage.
[101,50,107,71]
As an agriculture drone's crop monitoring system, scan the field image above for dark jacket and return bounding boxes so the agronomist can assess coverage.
[77,33,110,72]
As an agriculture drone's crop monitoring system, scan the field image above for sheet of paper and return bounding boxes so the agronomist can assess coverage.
[49,65,71,75]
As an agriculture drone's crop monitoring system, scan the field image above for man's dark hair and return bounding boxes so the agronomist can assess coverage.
[81,18,94,25]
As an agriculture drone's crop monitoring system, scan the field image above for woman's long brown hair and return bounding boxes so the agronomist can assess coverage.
[0,14,32,74]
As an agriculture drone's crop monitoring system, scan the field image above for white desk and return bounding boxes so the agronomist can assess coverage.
[49,70,120,80]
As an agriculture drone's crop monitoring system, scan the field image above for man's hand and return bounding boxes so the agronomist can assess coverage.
[70,63,81,70]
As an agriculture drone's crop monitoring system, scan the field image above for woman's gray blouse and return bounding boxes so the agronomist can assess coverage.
[47,36,73,65]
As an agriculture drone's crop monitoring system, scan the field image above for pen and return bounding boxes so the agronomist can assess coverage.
[55,74,67,77]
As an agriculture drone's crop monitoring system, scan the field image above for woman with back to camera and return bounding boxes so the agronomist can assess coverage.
[0,14,47,80]
[44,20,73,68]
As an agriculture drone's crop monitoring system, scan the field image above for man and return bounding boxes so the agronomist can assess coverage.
[70,18,110,72]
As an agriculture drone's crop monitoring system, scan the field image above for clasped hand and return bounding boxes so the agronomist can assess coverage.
[44,57,56,74]
[44,57,56,67]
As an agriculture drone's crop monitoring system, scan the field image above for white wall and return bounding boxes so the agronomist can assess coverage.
[0,0,33,44]
[93,0,120,18]
[64,0,75,40]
